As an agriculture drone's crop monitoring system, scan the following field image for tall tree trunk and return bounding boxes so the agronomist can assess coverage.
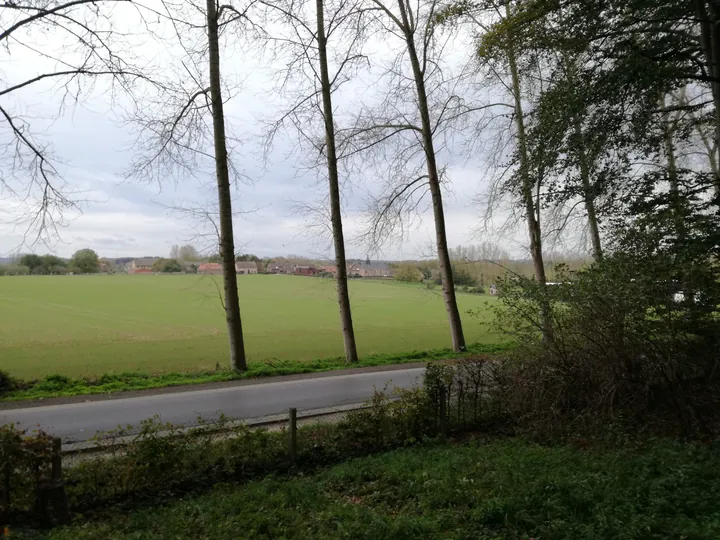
[206,0,247,371]
[396,0,466,351]
[573,119,603,261]
[505,1,551,341]
[316,0,359,363]
[695,0,720,198]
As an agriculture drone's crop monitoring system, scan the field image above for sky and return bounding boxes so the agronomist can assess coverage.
[0,0,531,262]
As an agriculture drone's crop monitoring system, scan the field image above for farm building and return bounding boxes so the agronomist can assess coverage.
[197,263,223,275]
[347,262,394,278]
[198,262,258,275]
[294,265,318,276]
[268,263,293,274]
[235,261,258,274]
[127,257,158,274]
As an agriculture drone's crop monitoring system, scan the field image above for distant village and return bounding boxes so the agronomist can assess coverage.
[125,257,395,278]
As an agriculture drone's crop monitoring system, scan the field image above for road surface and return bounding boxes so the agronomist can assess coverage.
[0,367,425,443]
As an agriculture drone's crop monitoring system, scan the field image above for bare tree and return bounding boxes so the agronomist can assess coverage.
[260,0,369,362]
[0,0,156,245]
[127,0,257,371]
[337,0,507,352]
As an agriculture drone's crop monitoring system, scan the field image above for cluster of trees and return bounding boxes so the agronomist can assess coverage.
[0,250,101,275]
[5,0,719,376]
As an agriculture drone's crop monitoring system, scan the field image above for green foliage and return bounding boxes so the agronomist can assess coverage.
[0,370,18,394]
[452,265,477,287]
[235,253,260,262]
[161,259,182,273]
[487,223,720,436]
[69,249,99,274]
[393,263,422,283]
[0,264,30,276]
[31,438,720,539]
[0,424,54,524]
[19,254,43,272]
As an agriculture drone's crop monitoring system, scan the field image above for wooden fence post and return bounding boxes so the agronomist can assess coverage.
[439,386,448,439]
[288,408,298,466]
[2,461,10,524]
[51,438,62,483]
[38,437,70,526]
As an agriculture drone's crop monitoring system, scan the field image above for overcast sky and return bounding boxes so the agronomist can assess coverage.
[0,1,532,261]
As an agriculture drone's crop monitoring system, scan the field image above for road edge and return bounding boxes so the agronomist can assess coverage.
[0,362,428,411]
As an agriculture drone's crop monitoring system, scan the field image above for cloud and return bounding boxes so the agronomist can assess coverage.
[0,7,520,261]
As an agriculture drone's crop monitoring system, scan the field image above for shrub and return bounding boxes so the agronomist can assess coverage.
[487,253,720,438]
[468,286,485,294]
[0,371,18,394]
[0,424,55,525]
[452,265,477,287]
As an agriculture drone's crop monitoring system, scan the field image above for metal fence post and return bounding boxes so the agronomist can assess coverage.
[288,408,298,466]
[439,386,448,439]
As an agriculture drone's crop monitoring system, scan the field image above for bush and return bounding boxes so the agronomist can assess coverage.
[0,424,55,525]
[487,253,720,438]
[467,286,485,294]
[0,370,18,394]
[452,265,477,287]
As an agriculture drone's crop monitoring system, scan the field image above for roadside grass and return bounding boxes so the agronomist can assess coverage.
[1,342,510,401]
[24,437,720,540]
[0,274,500,380]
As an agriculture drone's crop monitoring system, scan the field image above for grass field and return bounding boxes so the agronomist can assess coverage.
[30,438,720,539]
[0,275,499,379]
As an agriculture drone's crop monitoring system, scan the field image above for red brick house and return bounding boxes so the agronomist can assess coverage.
[294,265,318,276]
[198,263,223,275]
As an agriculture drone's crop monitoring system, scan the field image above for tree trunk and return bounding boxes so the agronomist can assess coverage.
[695,0,720,198]
[316,0,359,363]
[574,119,603,261]
[505,1,551,341]
[206,0,247,371]
[396,0,466,352]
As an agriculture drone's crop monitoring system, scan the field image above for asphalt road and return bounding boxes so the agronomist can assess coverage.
[0,367,425,443]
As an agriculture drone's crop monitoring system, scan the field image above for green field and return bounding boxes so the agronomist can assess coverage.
[0,275,498,379]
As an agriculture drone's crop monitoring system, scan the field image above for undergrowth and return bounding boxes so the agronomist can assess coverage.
[21,437,720,539]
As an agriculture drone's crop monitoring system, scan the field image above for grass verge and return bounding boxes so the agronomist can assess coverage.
[1,343,510,402]
[22,437,720,539]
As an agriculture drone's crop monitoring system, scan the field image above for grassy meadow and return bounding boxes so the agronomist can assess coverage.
[0,274,499,380]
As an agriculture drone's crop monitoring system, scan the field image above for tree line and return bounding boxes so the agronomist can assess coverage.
[0,250,100,275]
[2,0,718,378]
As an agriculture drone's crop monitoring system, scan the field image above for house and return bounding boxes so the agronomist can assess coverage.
[319,265,337,275]
[235,261,258,275]
[268,263,293,274]
[198,262,259,275]
[294,265,318,276]
[127,257,158,274]
[198,262,223,275]
[347,261,394,278]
